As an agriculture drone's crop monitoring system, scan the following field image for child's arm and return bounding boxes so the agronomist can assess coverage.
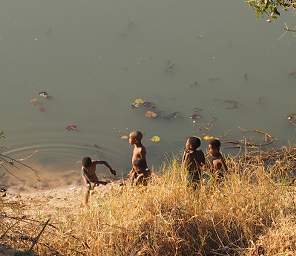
[199,151,206,167]
[198,151,206,171]
[82,170,91,188]
[221,156,228,171]
[139,147,147,161]
[95,160,116,176]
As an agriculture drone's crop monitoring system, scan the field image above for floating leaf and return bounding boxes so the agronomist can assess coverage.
[203,135,215,141]
[150,136,160,143]
[120,135,129,140]
[145,111,158,119]
[132,98,145,107]
[135,98,144,104]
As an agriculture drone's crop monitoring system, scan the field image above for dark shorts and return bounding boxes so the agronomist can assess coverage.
[134,170,151,185]
[187,171,201,184]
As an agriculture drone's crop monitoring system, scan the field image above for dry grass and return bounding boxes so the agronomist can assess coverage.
[1,147,296,255]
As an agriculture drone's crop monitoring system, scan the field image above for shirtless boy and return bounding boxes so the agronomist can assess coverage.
[128,131,149,182]
[182,136,205,186]
[207,139,228,179]
[81,156,116,205]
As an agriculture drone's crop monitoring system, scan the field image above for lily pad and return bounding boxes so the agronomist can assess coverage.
[145,111,158,119]
[202,135,216,141]
[131,98,145,108]
[150,136,161,143]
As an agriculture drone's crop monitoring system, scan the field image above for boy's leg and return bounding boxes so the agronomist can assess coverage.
[130,171,137,185]
[83,184,91,206]
[135,173,144,185]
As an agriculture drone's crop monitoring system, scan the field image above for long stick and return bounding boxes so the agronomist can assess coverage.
[28,218,50,252]
[0,154,41,181]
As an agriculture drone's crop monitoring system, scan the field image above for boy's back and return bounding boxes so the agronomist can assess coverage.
[182,149,205,173]
[132,144,147,169]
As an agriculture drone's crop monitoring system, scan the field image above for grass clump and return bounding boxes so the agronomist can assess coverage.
[1,148,296,255]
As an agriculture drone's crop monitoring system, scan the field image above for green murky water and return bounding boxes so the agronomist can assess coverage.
[0,0,295,179]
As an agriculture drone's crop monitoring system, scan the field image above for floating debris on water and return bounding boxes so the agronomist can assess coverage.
[238,127,275,147]
[93,144,103,149]
[66,124,78,131]
[202,135,216,141]
[164,60,176,74]
[288,113,296,126]
[39,91,53,99]
[150,136,160,143]
[189,108,203,122]
[215,99,239,110]
[142,101,157,110]
[131,98,145,108]
[131,98,182,122]
[120,135,129,140]
[39,91,49,99]
[189,113,201,123]
[161,112,180,120]
[145,111,158,119]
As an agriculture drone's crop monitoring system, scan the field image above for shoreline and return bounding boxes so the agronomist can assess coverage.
[1,146,296,255]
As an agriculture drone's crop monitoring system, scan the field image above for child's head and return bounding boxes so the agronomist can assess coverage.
[82,157,92,168]
[208,139,221,155]
[129,131,143,145]
[133,158,147,172]
[185,136,201,151]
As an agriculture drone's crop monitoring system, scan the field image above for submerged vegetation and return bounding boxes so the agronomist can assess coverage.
[1,147,296,255]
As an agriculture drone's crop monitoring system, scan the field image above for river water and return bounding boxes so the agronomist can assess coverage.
[0,0,295,183]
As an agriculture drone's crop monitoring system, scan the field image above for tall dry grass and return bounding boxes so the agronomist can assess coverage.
[1,148,296,255]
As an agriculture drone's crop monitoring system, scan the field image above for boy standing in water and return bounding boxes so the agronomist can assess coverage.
[128,131,150,183]
[182,136,206,187]
[207,139,228,179]
[81,156,116,206]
